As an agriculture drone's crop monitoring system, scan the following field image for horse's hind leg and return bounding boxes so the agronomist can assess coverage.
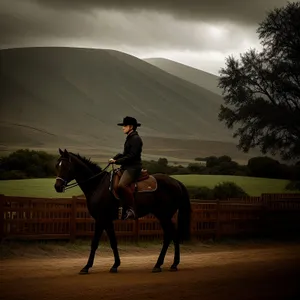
[105,220,121,273]
[80,220,104,274]
[170,221,180,271]
[152,218,173,273]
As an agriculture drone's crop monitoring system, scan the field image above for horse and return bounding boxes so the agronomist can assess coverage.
[54,148,191,274]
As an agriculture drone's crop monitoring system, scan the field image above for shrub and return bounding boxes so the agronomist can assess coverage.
[0,170,28,180]
[187,186,215,200]
[187,182,248,200]
[187,163,206,173]
[213,181,248,200]
[285,181,300,191]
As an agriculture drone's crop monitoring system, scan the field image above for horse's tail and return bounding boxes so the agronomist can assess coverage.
[176,180,192,243]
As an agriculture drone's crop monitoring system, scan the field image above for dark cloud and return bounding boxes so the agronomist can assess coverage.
[0,0,259,52]
[32,0,289,25]
[0,0,288,74]
[0,5,96,43]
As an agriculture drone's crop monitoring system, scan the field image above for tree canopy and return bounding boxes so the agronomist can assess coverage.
[218,1,300,161]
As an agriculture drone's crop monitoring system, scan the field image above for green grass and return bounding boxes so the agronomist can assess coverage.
[0,175,298,198]
[0,178,82,198]
[173,175,296,196]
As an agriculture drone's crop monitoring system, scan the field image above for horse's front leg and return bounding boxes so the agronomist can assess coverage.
[105,220,121,273]
[152,219,172,273]
[80,220,104,274]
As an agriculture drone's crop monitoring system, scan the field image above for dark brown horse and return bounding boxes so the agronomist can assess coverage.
[54,148,191,274]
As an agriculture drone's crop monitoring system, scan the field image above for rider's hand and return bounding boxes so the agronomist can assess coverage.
[108,158,116,164]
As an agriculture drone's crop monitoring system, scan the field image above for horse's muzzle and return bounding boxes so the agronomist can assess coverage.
[54,177,66,193]
[54,183,64,193]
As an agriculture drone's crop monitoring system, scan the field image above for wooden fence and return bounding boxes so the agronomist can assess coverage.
[1,193,300,242]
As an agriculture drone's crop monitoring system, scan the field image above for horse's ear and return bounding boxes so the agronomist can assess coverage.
[59,148,63,155]
[64,149,69,157]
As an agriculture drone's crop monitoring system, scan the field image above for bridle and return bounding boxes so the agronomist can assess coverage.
[56,159,112,191]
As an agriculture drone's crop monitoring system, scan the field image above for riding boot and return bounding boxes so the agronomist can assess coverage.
[120,186,136,220]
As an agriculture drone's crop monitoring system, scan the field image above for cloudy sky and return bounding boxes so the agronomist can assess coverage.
[0,0,289,75]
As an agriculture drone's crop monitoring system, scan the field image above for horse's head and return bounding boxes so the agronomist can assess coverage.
[54,148,75,193]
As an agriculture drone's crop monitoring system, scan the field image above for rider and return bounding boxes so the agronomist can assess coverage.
[109,116,143,220]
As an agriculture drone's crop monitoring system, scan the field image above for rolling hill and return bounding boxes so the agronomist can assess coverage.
[144,58,223,95]
[0,47,263,163]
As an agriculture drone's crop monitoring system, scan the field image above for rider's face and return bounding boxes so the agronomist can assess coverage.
[122,125,133,134]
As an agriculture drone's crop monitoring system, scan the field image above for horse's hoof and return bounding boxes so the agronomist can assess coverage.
[110,267,118,273]
[152,267,162,273]
[79,268,89,275]
[169,265,178,272]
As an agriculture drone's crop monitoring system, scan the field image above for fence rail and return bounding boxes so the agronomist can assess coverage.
[1,193,300,241]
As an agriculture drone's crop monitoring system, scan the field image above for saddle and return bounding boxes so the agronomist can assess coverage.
[109,168,157,200]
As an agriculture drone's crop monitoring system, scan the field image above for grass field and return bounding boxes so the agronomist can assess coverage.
[171,175,296,196]
[0,175,298,198]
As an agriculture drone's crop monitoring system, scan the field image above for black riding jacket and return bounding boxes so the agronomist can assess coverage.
[113,131,143,169]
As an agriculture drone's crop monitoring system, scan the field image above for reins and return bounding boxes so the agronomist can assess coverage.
[61,163,112,191]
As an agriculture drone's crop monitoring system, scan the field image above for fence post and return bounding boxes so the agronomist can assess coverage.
[134,219,139,244]
[0,194,4,241]
[216,200,220,239]
[70,196,77,242]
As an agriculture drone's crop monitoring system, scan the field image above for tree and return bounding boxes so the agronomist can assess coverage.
[157,157,168,166]
[0,149,58,179]
[247,156,285,179]
[218,2,300,161]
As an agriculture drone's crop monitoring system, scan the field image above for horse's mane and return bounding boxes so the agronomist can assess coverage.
[70,152,103,174]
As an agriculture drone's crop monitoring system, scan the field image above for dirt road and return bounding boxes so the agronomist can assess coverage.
[1,243,300,300]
